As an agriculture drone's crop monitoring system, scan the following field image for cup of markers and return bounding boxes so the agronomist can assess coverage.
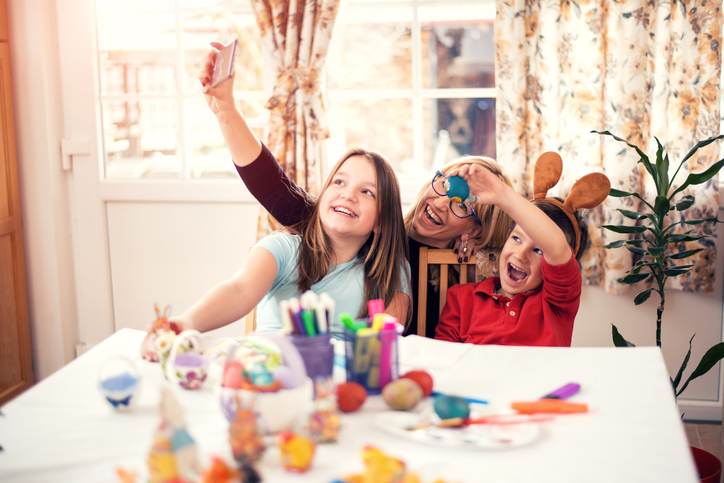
[341,300,400,394]
[281,291,336,383]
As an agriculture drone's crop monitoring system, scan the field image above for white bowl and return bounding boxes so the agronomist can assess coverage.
[219,378,313,433]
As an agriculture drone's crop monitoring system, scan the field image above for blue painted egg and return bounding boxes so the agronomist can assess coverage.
[445,176,470,202]
[433,394,470,420]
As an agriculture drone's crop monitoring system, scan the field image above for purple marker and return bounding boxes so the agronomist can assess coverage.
[542,382,580,400]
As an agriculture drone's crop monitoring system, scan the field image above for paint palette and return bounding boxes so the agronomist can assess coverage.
[374,410,543,450]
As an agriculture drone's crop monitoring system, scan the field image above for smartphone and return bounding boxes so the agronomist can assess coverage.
[211,39,238,87]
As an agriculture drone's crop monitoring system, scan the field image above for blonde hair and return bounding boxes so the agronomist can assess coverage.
[297,149,408,317]
[404,156,514,249]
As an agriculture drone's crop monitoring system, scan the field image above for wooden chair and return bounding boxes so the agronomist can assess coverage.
[416,247,494,337]
[243,308,256,335]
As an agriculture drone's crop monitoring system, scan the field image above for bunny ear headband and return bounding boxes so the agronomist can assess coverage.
[532,152,611,255]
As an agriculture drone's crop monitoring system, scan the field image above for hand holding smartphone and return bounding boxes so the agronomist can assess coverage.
[211,39,238,87]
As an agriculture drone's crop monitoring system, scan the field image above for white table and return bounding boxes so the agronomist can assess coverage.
[0,329,697,482]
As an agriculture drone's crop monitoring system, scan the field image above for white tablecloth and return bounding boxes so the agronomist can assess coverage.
[0,329,697,482]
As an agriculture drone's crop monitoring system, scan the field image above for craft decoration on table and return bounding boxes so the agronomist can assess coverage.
[200,456,240,483]
[341,303,401,394]
[308,377,340,443]
[399,370,434,397]
[147,386,201,483]
[165,329,209,390]
[336,382,367,413]
[382,379,423,411]
[227,395,264,482]
[98,356,141,411]
[142,304,182,363]
[337,445,423,483]
[219,334,312,433]
[277,431,316,473]
[433,394,471,420]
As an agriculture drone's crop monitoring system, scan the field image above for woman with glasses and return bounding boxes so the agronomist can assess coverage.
[199,49,513,336]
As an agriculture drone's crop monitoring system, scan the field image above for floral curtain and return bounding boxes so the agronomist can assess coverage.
[250,0,340,235]
[496,0,721,293]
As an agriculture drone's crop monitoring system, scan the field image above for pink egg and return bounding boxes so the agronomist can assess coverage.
[223,361,244,389]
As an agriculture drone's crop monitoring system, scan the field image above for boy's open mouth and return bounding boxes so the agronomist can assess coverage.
[423,203,443,225]
[507,262,528,282]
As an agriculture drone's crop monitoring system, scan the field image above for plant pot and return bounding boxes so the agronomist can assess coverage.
[691,446,721,483]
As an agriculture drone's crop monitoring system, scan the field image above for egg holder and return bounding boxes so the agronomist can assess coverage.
[98,356,142,411]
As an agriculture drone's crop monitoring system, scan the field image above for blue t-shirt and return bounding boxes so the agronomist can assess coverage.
[254,232,410,333]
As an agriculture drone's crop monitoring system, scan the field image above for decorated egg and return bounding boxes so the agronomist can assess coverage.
[382,378,423,411]
[98,356,141,411]
[400,370,434,397]
[336,382,367,413]
[433,394,470,420]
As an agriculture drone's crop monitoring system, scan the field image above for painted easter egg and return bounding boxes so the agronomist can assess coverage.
[336,382,367,413]
[400,370,434,397]
[382,379,423,411]
[446,175,470,202]
[433,394,470,420]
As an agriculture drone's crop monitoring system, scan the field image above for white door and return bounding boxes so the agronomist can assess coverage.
[54,0,267,349]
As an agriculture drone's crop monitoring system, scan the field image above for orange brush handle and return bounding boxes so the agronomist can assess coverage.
[511,399,588,414]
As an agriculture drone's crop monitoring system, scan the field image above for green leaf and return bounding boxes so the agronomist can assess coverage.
[676,341,724,397]
[670,134,724,187]
[672,334,696,392]
[604,240,625,249]
[626,246,646,256]
[684,217,718,225]
[665,265,694,277]
[675,195,695,211]
[617,208,644,220]
[653,196,671,220]
[669,233,705,243]
[618,273,649,284]
[626,239,646,246]
[669,249,704,260]
[609,188,635,198]
[634,288,652,305]
[655,137,669,194]
[593,130,659,190]
[672,158,724,197]
[602,224,646,234]
[612,324,635,347]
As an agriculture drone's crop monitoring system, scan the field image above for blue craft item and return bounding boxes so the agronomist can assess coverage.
[100,372,138,392]
[433,394,471,420]
[98,357,141,411]
[105,395,132,408]
[445,175,470,203]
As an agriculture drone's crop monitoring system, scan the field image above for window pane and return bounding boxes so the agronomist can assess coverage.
[327,98,413,174]
[328,5,412,89]
[99,52,176,96]
[186,95,267,179]
[96,1,176,51]
[180,7,264,93]
[102,99,181,179]
[423,98,496,169]
[421,7,495,89]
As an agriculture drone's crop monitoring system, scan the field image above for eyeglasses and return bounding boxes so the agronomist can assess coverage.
[431,171,478,220]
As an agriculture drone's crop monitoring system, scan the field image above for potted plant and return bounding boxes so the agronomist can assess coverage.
[595,130,724,482]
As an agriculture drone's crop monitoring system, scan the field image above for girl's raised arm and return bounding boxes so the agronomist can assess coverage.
[199,45,313,227]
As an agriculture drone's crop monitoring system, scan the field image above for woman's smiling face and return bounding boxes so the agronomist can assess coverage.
[409,182,477,248]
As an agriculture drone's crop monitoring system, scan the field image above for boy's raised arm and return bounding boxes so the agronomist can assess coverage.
[460,165,572,265]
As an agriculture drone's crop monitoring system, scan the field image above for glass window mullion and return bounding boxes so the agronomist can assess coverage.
[175,0,189,179]
[411,0,423,174]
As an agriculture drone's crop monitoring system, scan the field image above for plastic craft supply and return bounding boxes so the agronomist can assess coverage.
[511,399,588,414]
[98,356,141,411]
[278,432,315,473]
[541,382,581,400]
[431,390,488,405]
[343,315,399,394]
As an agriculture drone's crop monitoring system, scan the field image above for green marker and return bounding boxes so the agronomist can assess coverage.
[340,312,358,332]
[301,310,317,336]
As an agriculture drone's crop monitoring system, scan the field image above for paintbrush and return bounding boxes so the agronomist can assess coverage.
[404,413,553,431]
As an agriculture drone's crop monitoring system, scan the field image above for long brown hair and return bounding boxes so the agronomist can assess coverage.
[297,149,408,317]
[404,156,514,249]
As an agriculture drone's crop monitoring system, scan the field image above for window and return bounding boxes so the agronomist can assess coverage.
[95,0,496,189]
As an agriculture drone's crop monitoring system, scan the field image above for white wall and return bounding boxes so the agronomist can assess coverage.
[8,0,724,420]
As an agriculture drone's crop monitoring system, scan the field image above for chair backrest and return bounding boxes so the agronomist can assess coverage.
[243,308,256,335]
[416,247,492,337]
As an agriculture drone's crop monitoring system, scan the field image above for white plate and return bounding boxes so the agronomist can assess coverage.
[374,411,543,450]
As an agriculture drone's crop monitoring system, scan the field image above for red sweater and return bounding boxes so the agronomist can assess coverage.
[435,256,581,347]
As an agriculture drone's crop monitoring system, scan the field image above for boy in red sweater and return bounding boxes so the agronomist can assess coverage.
[435,153,610,347]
